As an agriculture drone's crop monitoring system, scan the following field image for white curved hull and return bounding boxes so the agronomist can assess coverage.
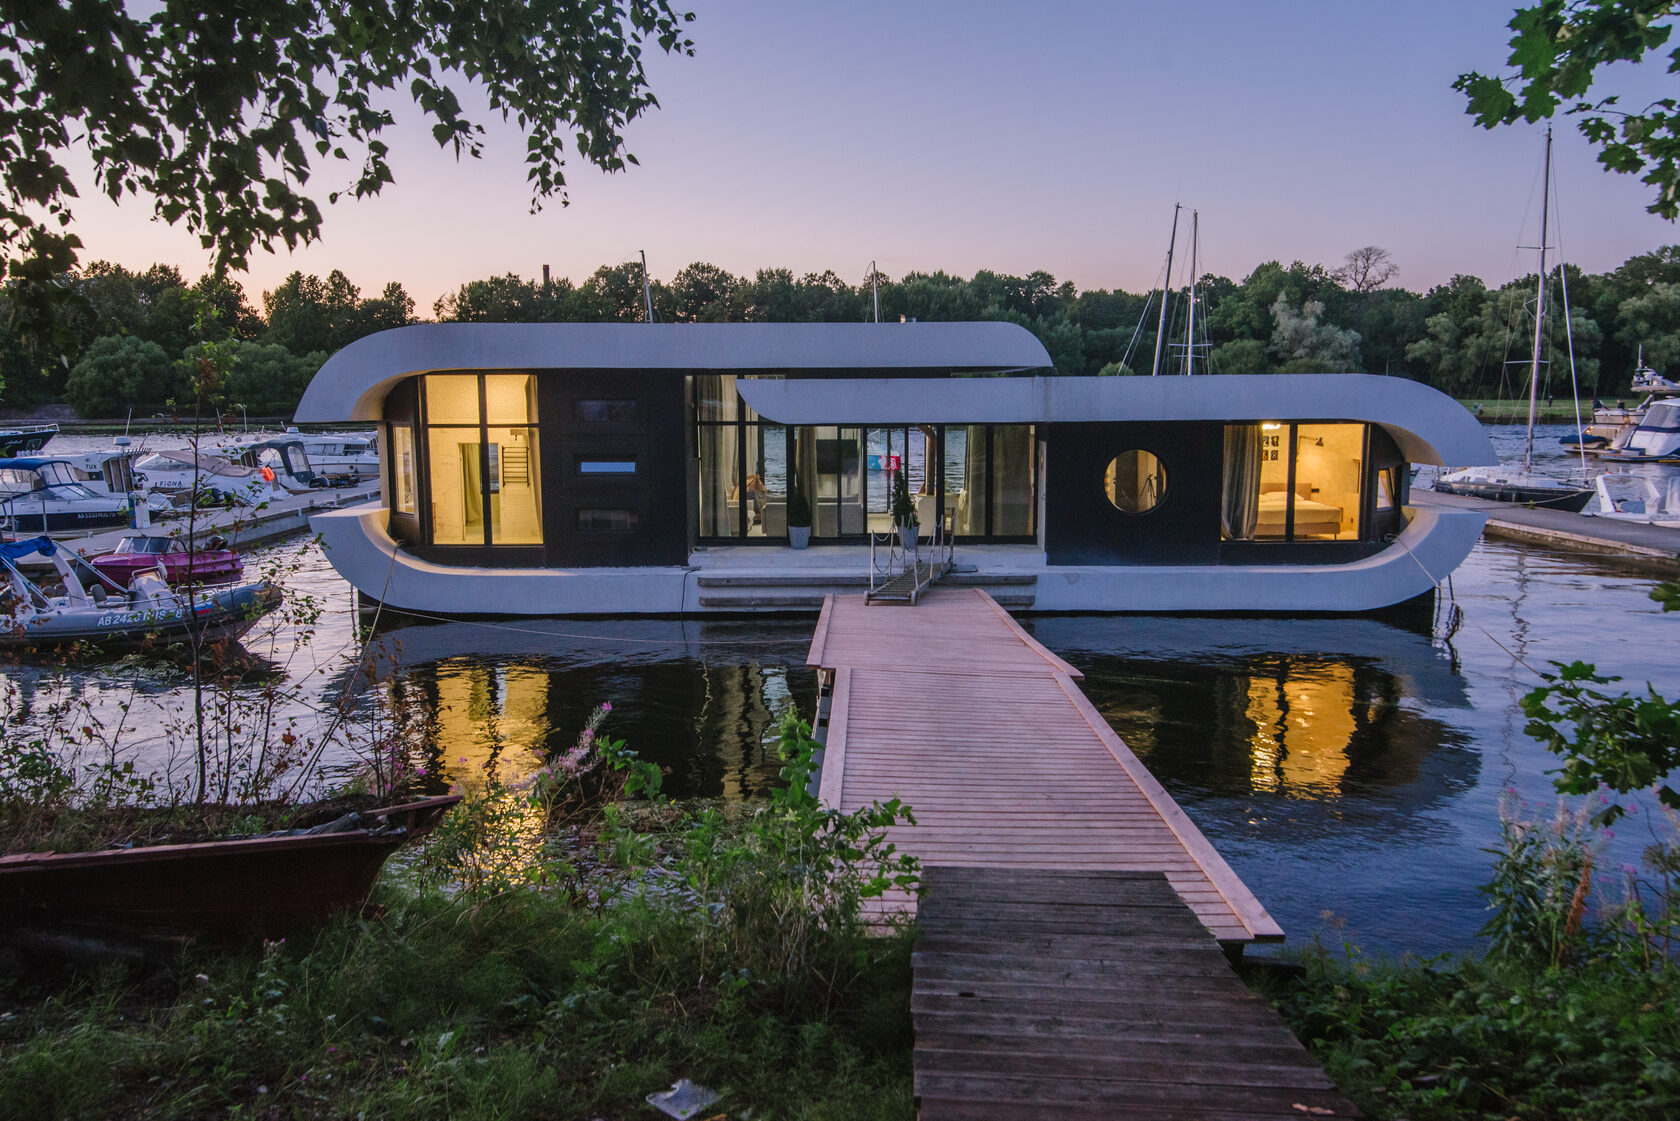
[311,504,1485,616]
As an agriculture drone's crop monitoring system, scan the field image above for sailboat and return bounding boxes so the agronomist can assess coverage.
[1433,129,1596,512]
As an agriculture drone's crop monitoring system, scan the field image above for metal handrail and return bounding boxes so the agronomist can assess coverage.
[869,521,955,603]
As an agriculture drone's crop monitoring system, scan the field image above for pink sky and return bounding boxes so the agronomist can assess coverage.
[63,0,1680,315]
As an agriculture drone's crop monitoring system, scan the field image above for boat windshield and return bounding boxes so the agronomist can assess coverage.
[0,467,43,494]
[114,536,171,555]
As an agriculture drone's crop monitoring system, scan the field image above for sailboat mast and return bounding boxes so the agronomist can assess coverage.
[1527,129,1551,472]
[1183,210,1199,376]
[640,250,655,324]
[1150,204,1181,377]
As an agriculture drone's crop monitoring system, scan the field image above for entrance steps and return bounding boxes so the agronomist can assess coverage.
[696,570,1036,612]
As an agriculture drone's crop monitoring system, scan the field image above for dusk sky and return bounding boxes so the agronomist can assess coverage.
[67,0,1680,313]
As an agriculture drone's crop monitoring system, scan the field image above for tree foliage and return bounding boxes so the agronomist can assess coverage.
[0,0,695,345]
[1458,1,1680,217]
[21,242,1680,419]
[63,334,182,417]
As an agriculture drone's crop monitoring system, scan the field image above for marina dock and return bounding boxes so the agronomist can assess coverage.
[807,588,1357,1117]
[1417,489,1680,573]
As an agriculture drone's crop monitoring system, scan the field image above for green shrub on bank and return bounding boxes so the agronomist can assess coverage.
[0,711,919,1119]
[0,885,914,1121]
[1273,797,1680,1120]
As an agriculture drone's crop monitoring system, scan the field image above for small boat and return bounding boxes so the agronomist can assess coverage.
[88,534,244,588]
[132,449,276,506]
[0,536,281,649]
[0,795,461,939]
[0,457,134,533]
[1561,361,1680,453]
[1593,397,1680,465]
[1587,472,1680,527]
[217,437,320,491]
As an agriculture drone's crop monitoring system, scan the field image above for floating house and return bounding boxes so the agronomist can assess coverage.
[294,322,1493,615]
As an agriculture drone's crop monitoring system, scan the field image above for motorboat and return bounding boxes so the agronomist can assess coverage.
[56,437,174,515]
[1588,472,1680,527]
[87,534,244,588]
[1562,363,1680,453]
[0,423,58,457]
[0,536,281,648]
[216,438,321,491]
[0,458,134,533]
[283,427,378,477]
[132,449,291,506]
[1593,397,1680,465]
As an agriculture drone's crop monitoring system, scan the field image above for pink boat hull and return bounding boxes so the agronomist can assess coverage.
[89,551,244,588]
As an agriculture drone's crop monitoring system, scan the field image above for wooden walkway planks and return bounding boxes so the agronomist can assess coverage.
[912,867,1359,1120]
[808,587,1282,944]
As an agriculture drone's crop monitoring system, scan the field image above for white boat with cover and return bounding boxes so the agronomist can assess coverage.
[292,321,1493,616]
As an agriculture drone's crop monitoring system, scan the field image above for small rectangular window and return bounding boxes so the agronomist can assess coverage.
[576,508,639,532]
[574,399,638,423]
[578,458,636,475]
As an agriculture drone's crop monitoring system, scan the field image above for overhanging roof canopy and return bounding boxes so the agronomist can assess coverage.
[736,374,1495,466]
[295,322,1053,422]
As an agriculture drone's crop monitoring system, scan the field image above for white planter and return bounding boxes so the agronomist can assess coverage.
[899,523,918,551]
[789,525,811,549]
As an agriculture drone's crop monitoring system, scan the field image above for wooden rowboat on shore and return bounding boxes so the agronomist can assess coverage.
[0,795,461,940]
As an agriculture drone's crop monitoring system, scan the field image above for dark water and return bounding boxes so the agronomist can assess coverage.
[4,532,1676,958]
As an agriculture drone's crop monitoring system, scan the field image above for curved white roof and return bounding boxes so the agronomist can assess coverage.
[294,322,1053,422]
[735,374,1494,466]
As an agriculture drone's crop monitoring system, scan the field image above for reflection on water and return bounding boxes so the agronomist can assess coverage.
[7,532,1679,958]
[364,617,820,799]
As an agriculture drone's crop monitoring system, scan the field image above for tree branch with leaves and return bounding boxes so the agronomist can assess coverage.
[1458,1,1680,217]
[0,0,695,348]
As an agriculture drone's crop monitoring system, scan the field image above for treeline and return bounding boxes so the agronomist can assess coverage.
[0,264,416,417]
[10,247,1680,419]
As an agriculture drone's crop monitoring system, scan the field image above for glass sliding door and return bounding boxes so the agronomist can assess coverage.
[992,425,1035,536]
[794,426,865,538]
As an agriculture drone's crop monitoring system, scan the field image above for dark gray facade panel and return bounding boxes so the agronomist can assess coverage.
[1046,422,1224,566]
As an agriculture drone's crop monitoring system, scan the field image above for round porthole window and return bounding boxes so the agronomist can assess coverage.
[1104,451,1167,514]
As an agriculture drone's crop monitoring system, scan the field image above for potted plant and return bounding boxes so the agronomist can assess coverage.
[787,478,812,549]
[891,467,918,550]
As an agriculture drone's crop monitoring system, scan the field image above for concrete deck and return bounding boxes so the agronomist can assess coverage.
[1417,489,1680,571]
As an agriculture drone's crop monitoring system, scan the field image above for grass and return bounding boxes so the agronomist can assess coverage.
[0,879,915,1121]
[1455,397,1614,424]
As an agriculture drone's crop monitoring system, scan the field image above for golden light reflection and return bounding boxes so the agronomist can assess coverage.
[432,660,550,788]
[1243,663,1358,795]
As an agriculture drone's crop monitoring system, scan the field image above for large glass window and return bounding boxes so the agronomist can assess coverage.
[1223,422,1364,542]
[424,373,540,547]
[692,377,1035,542]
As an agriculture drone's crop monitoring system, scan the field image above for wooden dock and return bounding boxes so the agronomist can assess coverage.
[808,587,1282,945]
[809,588,1362,1118]
[913,867,1358,1119]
